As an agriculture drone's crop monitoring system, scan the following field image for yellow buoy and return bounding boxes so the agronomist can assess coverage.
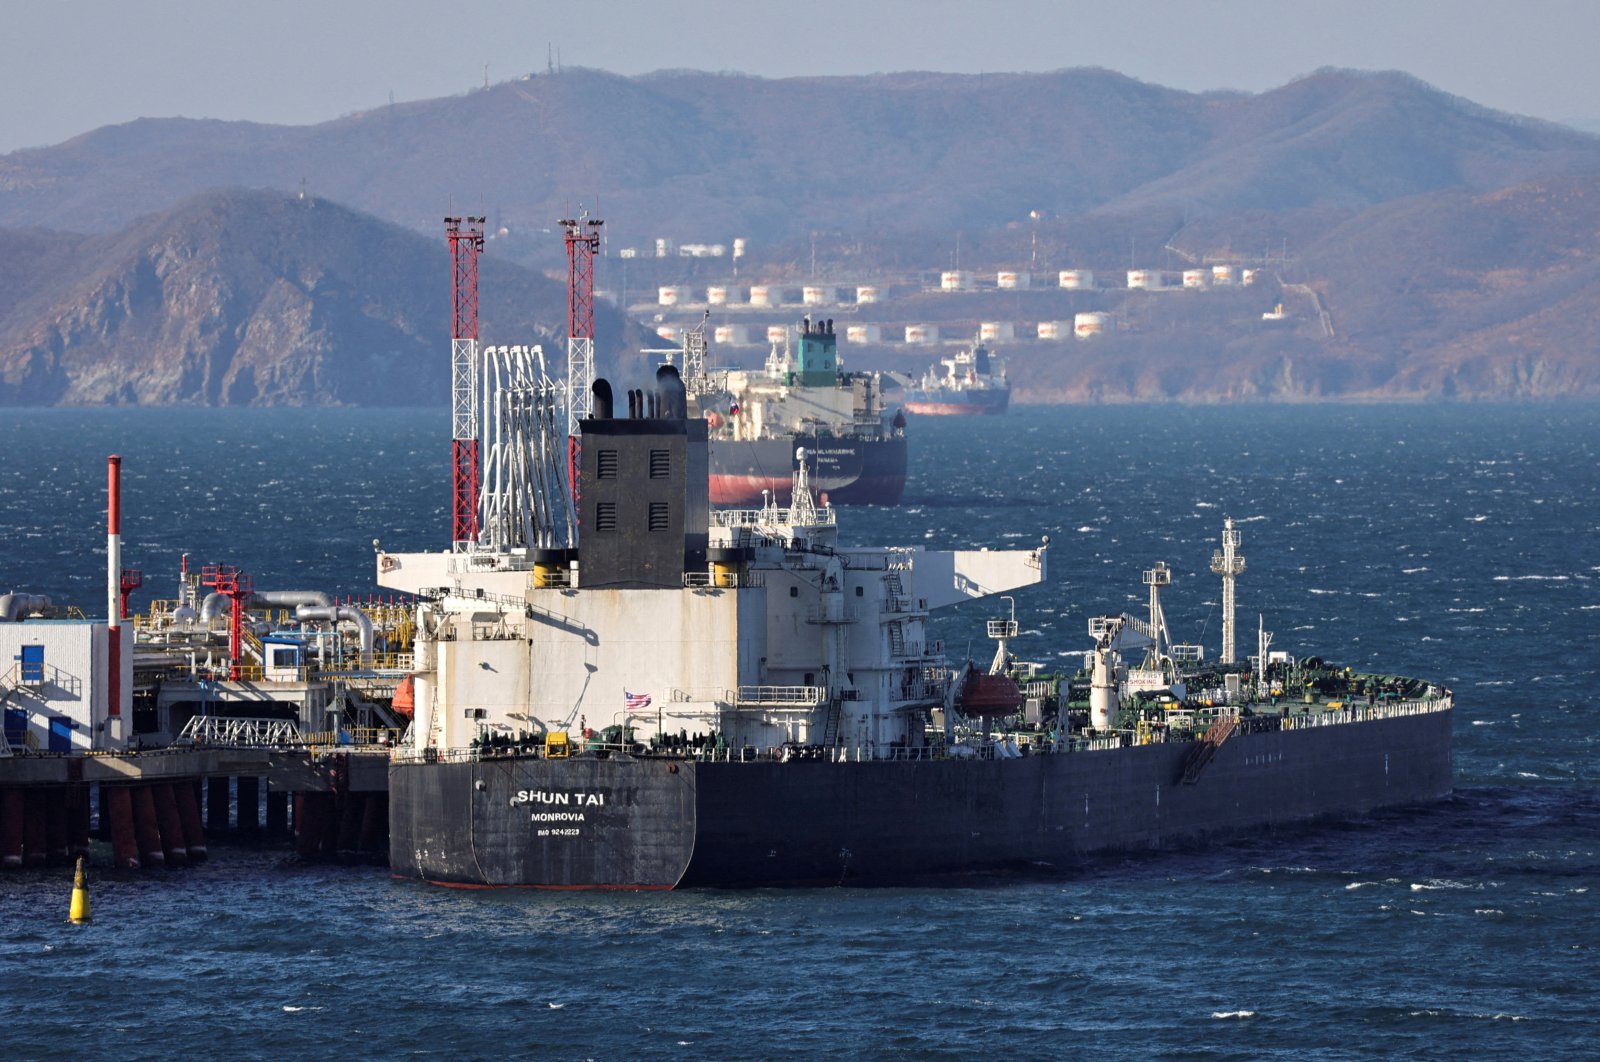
[69,855,91,924]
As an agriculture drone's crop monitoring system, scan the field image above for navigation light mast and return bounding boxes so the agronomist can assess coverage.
[1210,516,1246,664]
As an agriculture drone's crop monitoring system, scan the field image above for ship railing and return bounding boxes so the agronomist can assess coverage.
[1281,696,1451,730]
[394,746,483,765]
[310,652,417,678]
[807,604,862,624]
[303,727,404,753]
[684,571,766,589]
[427,585,589,631]
[711,507,838,528]
[881,596,929,615]
[1074,732,1131,752]
[733,685,825,707]
[427,586,527,609]
[900,679,952,702]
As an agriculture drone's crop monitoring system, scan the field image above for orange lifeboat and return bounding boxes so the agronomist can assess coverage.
[956,666,1024,717]
[392,674,416,719]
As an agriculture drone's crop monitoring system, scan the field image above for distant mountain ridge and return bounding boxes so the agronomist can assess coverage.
[4,66,1600,404]
[0,189,637,406]
[4,67,1597,248]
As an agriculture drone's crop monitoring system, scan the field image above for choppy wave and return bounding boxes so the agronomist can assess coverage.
[4,404,1600,1060]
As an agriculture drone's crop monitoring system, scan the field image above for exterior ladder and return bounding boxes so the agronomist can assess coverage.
[1180,715,1239,785]
[821,699,844,747]
[884,571,908,657]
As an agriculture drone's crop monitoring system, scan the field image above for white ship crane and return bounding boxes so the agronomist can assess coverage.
[1142,561,1173,672]
[1087,615,1125,731]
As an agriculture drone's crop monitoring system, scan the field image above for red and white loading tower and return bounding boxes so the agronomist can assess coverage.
[446,215,486,551]
[561,214,603,484]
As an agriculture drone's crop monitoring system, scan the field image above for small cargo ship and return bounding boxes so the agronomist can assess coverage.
[902,338,1010,416]
[380,365,1453,889]
[684,317,906,506]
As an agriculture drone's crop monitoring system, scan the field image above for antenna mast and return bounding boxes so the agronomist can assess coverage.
[446,215,486,551]
[562,214,603,508]
[1210,516,1246,664]
[562,213,603,436]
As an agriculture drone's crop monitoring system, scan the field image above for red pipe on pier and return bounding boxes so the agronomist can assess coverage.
[131,785,164,867]
[107,456,123,738]
[107,786,140,869]
[152,783,188,868]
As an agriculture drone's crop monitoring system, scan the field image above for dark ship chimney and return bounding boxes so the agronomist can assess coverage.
[575,365,709,588]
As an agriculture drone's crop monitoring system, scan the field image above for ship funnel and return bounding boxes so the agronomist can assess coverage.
[656,363,686,420]
[592,379,614,420]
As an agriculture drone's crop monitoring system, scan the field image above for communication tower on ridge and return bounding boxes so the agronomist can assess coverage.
[446,215,485,551]
[1210,516,1247,664]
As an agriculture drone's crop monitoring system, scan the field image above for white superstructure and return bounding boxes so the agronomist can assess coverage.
[377,390,1047,759]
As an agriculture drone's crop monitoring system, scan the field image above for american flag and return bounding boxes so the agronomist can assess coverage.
[624,690,652,711]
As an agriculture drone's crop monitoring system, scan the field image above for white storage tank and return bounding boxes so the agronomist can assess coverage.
[767,324,790,343]
[941,271,975,292]
[855,286,882,304]
[707,286,735,306]
[1075,312,1111,338]
[802,285,836,306]
[1058,270,1095,290]
[905,324,941,344]
[1037,320,1066,340]
[1183,270,1208,289]
[1127,270,1164,290]
[997,270,1032,290]
[846,324,882,344]
[1241,269,1258,286]
[1211,265,1236,286]
[658,286,690,306]
[714,324,750,345]
[750,285,783,308]
[656,324,682,341]
[980,321,1015,341]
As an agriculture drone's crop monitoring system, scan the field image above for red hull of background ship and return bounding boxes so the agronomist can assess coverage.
[707,436,907,505]
[902,388,1010,416]
[902,338,1010,416]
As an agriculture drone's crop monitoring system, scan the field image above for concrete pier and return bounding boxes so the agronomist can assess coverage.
[0,747,390,871]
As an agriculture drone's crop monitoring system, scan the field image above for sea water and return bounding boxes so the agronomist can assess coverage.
[0,404,1596,1059]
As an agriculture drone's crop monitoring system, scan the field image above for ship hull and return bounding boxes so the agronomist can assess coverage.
[902,390,1010,416]
[707,435,907,506]
[391,707,1453,888]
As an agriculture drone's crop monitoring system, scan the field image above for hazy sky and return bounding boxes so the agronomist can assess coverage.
[6,0,1599,154]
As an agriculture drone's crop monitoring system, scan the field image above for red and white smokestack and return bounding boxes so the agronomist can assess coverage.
[107,455,122,722]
